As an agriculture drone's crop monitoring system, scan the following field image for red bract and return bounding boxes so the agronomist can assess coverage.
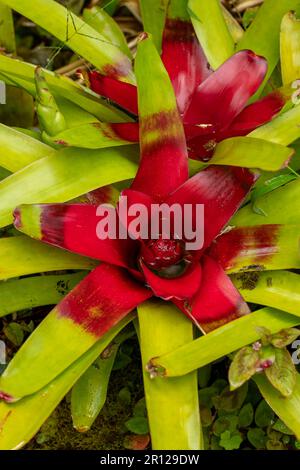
[89,21,286,161]
[14,36,260,334]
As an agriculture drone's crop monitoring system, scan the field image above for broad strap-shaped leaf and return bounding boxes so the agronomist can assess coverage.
[255,373,300,440]
[0,236,96,281]
[167,166,257,250]
[0,146,138,228]
[131,35,188,200]
[209,224,300,273]
[84,185,120,206]
[0,3,15,53]
[280,12,300,84]
[218,89,288,141]
[232,178,300,227]
[139,0,169,52]
[71,339,120,432]
[0,54,128,122]
[220,3,244,43]
[174,256,250,333]
[183,50,267,130]
[161,0,210,114]
[0,264,151,401]
[45,121,138,149]
[0,272,86,318]
[88,72,138,115]
[0,314,134,450]
[1,0,134,83]
[0,167,10,181]
[188,0,234,70]
[187,85,291,159]
[148,308,300,378]
[83,6,131,58]
[14,203,135,268]
[138,300,202,450]
[53,96,137,144]
[250,102,300,146]
[237,0,300,98]
[0,124,55,172]
[209,137,293,171]
[231,270,300,317]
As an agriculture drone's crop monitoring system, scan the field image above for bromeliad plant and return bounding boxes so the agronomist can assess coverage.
[1,0,300,450]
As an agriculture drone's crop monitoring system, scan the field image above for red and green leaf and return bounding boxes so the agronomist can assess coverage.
[130,35,188,200]
[0,265,151,401]
[210,224,300,273]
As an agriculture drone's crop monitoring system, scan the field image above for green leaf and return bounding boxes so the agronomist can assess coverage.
[133,398,147,417]
[265,348,296,397]
[3,323,24,346]
[239,403,254,428]
[273,418,294,435]
[0,55,128,122]
[0,4,16,53]
[229,347,260,390]
[255,372,300,439]
[220,4,244,43]
[247,428,267,449]
[271,327,300,348]
[249,104,300,146]
[251,173,297,205]
[255,400,275,428]
[219,430,243,450]
[125,417,149,435]
[0,146,138,228]
[139,0,169,52]
[237,0,300,99]
[0,0,134,82]
[149,308,300,377]
[225,225,300,274]
[138,300,202,450]
[232,177,300,227]
[83,6,131,58]
[0,123,55,172]
[210,137,294,171]
[242,7,259,29]
[188,0,234,69]
[231,271,300,317]
[213,384,248,412]
[280,11,300,84]
[0,315,133,450]
[71,341,119,432]
[266,439,285,450]
[46,121,133,149]
[198,364,212,388]
[0,237,96,281]
[212,415,238,436]
[0,273,85,318]
[118,387,131,406]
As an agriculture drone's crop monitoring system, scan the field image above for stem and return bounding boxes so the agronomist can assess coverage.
[138,300,202,450]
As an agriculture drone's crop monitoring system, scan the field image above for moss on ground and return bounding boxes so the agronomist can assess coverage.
[26,342,144,450]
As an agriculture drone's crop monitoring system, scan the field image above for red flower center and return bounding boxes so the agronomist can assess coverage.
[140,238,184,271]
